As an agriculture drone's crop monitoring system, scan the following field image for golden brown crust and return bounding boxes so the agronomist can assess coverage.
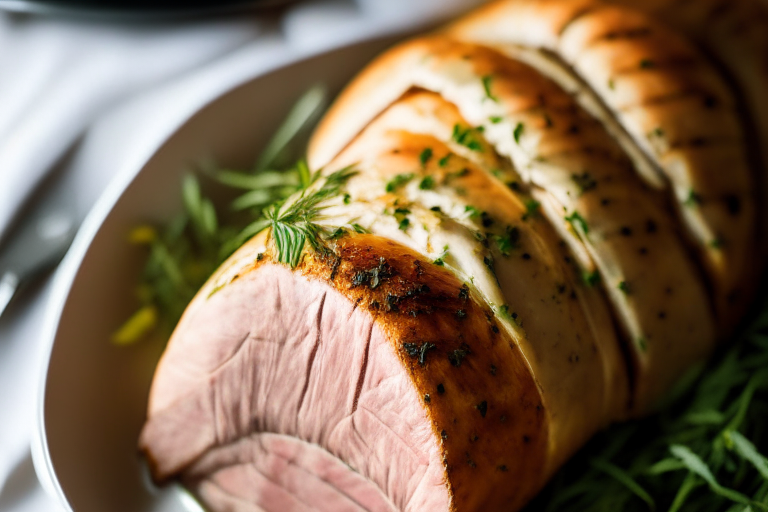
[607,0,768,285]
[309,35,716,412]
[448,0,757,332]
[200,231,550,512]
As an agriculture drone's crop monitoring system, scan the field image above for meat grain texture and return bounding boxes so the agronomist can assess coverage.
[139,0,768,510]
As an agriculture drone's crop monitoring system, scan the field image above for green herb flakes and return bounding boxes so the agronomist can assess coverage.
[419,147,433,166]
[513,122,525,144]
[434,245,450,266]
[419,175,436,190]
[685,189,703,207]
[481,75,498,102]
[522,199,540,220]
[619,281,631,295]
[386,173,414,193]
[571,172,598,194]
[565,211,590,235]
[492,226,521,256]
[582,270,601,287]
[452,124,484,152]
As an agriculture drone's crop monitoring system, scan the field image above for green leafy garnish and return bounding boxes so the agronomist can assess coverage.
[419,175,436,190]
[481,74,498,102]
[386,173,415,193]
[525,305,768,512]
[452,124,484,152]
[263,165,358,268]
[582,270,601,287]
[572,172,598,194]
[513,122,525,144]
[433,245,450,266]
[419,147,433,166]
[566,211,590,235]
[492,226,520,256]
[685,189,703,207]
[522,199,540,220]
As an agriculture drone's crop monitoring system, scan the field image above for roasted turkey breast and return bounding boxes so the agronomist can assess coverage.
[139,1,766,510]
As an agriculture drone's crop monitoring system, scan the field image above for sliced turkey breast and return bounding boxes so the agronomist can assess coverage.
[607,0,768,252]
[309,37,716,411]
[325,126,628,467]
[448,0,757,330]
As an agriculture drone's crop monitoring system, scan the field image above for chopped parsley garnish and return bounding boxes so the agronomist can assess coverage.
[582,270,601,287]
[385,173,414,193]
[438,153,451,167]
[492,226,521,256]
[465,205,481,219]
[393,207,411,232]
[608,78,616,90]
[452,124,484,152]
[343,193,351,204]
[522,199,541,220]
[571,172,598,194]
[565,211,590,235]
[685,189,703,207]
[490,115,503,124]
[650,127,665,138]
[433,245,450,266]
[419,175,436,190]
[351,223,369,234]
[513,122,525,144]
[419,147,433,166]
[497,304,521,326]
[619,281,631,295]
[481,74,498,102]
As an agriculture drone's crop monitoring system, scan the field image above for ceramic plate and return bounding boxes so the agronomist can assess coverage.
[31,34,406,512]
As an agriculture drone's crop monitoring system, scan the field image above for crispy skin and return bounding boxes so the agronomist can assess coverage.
[308,37,715,412]
[607,0,768,254]
[449,0,757,331]
[327,121,629,469]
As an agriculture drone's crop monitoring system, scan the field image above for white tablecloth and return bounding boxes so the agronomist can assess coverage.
[0,1,482,510]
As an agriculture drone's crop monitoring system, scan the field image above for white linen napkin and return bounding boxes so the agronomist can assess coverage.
[0,16,262,243]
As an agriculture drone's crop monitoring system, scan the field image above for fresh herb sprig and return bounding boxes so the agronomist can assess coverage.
[525,306,768,512]
[258,165,357,268]
[114,86,328,344]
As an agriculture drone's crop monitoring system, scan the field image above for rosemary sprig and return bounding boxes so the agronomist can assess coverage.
[115,86,327,344]
[259,165,357,268]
